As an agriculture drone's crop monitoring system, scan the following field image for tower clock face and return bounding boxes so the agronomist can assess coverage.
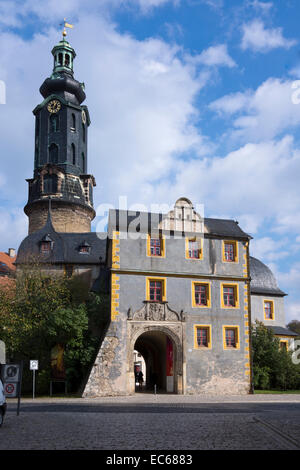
[82,110,86,124]
[47,100,61,113]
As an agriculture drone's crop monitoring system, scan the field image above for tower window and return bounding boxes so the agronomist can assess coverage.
[43,174,58,194]
[48,143,58,164]
[58,53,63,66]
[82,152,85,172]
[50,114,59,133]
[65,54,70,67]
[71,113,76,131]
[71,143,76,165]
[82,123,86,143]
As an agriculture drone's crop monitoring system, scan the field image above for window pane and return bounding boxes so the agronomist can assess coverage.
[189,240,200,258]
[149,281,162,301]
[197,328,208,347]
[195,285,207,305]
[264,302,273,319]
[226,329,236,347]
[223,287,235,306]
[150,238,161,256]
[225,243,235,261]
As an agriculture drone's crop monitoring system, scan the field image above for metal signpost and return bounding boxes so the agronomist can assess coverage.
[30,360,39,399]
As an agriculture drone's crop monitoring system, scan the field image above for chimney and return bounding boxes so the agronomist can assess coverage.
[8,248,16,258]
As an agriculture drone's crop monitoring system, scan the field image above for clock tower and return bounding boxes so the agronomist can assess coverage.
[24,33,96,234]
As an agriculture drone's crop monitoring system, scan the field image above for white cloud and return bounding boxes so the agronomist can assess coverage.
[210,78,300,142]
[248,0,273,13]
[241,20,297,53]
[250,237,289,262]
[195,44,236,68]
[0,0,179,27]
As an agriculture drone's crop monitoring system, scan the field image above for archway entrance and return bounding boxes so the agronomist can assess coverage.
[134,330,176,393]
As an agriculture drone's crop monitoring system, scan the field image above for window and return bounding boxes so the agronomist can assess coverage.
[192,282,211,308]
[221,283,239,308]
[82,123,86,143]
[147,235,165,258]
[186,237,203,260]
[43,174,57,194]
[151,238,162,256]
[146,277,166,302]
[194,325,212,349]
[50,114,59,133]
[264,300,274,320]
[40,241,51,254]
[79,241,91,254]
[149,280,162,301]
[71,113,76,131]
[279,340,288,351]
[65,54,70,67]
[48,143,58,164]
[82,152,85,172]
[223,241,238,263]
[71,143,76,165]
[223,326,240,349]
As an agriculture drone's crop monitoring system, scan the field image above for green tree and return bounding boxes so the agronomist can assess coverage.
[251,321,300,391]
[0,261,109,394]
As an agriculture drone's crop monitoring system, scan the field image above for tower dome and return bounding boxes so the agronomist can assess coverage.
[249,256,286,296]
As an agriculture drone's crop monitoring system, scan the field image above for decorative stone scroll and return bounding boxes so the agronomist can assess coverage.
[127,301,186,322]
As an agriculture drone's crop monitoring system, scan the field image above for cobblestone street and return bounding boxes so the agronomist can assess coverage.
[1,394,300,450]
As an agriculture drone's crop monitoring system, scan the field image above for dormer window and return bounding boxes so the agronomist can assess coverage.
[78,241,91,254]
[40,235,53,254]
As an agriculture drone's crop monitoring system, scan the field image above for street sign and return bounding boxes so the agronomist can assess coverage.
[1,362,23,415]
[4,382,17,398]
[30,360,39,371]
[2,363,20,382]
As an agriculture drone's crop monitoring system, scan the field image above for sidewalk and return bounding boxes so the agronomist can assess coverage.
[8,392,300,405]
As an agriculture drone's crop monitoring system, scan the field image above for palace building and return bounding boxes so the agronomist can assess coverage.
[16,34,297,396]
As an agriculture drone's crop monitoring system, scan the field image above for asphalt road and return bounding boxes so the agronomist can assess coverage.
[1,396,300,450]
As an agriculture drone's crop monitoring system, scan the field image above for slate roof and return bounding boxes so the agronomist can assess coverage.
[249,256,286,296]
[108,209,252,240]
[265,326,298,337]
[16,210,107,265]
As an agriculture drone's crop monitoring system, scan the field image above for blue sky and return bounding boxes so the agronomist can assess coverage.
[0,0,300,322]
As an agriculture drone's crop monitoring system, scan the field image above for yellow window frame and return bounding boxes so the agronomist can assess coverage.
[147,234,166,258]
[146,276,167,302]
[192,281,211,308]
[221,282,240,309]
[263,299,275,321]
[185,237,203,260]
[222,240,238,263]
[279,339,289,351]
[194,324,212,349]
[223,325,240,350]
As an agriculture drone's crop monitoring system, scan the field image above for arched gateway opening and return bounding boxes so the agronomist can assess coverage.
[134,331,176,393]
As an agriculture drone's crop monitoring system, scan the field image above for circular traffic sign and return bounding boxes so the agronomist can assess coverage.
[5,383,15,394]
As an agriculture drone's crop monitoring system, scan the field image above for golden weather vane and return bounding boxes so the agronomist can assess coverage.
[61,18,74,38]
